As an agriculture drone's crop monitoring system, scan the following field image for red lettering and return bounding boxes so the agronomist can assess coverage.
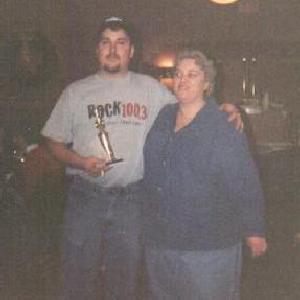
[121,102,148,120]
[141,105,147,120]
[122,103,127,118]
[127,103,133,117]
[133,104,141,119]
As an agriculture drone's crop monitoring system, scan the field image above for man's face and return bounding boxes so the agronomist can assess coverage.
[96,28,134,76]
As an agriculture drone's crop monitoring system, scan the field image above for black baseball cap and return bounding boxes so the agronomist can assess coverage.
[96,17,137,45]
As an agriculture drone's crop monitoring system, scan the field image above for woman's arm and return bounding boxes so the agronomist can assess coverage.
[217,124,267,257]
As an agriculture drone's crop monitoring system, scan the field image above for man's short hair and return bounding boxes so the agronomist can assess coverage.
[96,17,137,45]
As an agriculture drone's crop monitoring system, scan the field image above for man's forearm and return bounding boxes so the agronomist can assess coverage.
[43,137,85,170]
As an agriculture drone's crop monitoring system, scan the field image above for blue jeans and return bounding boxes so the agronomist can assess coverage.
[145,243,242,300]
[61,176,142,300]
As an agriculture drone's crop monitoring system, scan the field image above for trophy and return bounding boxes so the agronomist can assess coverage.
[94,109,123,165]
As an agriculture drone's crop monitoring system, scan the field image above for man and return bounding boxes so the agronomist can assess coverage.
[42,17,242,300]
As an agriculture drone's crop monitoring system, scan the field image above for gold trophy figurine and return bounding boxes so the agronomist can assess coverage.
[94,109,123,165]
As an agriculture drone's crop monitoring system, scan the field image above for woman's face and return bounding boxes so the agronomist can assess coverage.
[173,58,209,105]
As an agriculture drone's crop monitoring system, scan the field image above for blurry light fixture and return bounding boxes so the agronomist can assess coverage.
[153,52,175,90]
[210,0,239,4]
[154,52,175,68]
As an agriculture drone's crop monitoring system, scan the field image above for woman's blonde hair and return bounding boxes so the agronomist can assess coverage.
[175,49,217,95]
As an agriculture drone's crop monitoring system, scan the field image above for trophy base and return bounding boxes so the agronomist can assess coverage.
[106,158,124,166]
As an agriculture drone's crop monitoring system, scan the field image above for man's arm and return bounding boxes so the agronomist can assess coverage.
[164,89,243,131]
[44,137,108,177]
[220,103,243,132]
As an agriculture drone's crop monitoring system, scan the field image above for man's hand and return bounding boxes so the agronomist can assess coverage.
[44,137,112,177]
[83,156,111,177]
[246,236,267,258]
[220,103,243,132]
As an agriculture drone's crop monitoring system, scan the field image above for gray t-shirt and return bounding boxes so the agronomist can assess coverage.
[42,71,174,187]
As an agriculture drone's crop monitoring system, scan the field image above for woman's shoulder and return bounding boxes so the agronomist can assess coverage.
[160,102,177,113]
[156,103,177,120]
[201,101,227,127]
[151,103,177,129]
[205,102,246,143]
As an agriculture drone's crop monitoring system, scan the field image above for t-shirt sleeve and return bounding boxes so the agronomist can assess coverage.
[155,81,176,107]
[41,86,74,144]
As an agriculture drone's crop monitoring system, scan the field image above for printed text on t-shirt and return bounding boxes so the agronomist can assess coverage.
[87,101,148,121]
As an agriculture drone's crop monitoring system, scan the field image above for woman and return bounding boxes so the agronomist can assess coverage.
[142,49,267,300]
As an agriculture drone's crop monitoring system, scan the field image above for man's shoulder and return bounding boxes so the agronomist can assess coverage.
[130,72,170,91]
[130,72,174,107]
[130,72,159,85]
[66,74,99,91]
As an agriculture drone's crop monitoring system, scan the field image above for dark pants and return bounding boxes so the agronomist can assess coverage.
[61,176,142,300]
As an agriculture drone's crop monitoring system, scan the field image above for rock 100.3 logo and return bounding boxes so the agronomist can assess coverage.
[87,101,148,121]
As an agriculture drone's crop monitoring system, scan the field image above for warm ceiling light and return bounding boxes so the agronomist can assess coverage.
[210,0,239,4]
[154,52,175,68]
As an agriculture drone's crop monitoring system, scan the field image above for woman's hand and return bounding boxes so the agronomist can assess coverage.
[246,236,267,258]
[219,103,243,132]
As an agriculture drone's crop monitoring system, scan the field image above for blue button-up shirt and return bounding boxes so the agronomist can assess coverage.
[143,101,265,250]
